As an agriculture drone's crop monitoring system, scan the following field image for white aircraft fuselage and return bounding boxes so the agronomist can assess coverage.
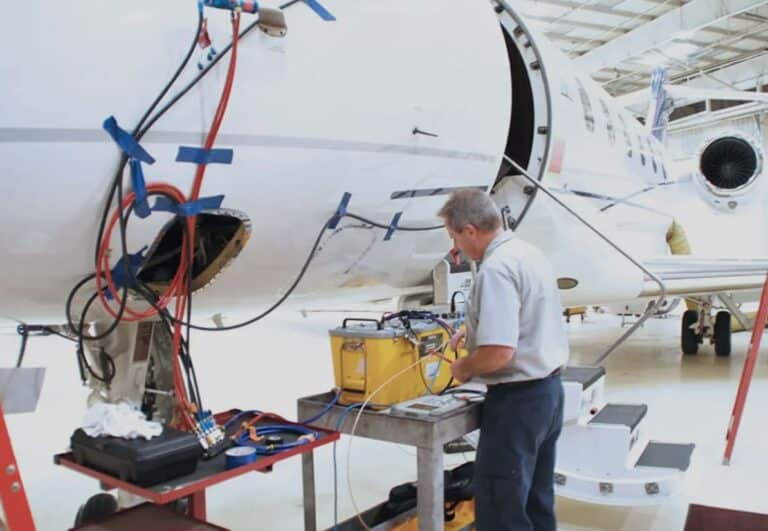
[0,1,762,324]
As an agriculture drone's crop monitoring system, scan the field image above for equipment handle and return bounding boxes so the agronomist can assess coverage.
[342,318,382,330]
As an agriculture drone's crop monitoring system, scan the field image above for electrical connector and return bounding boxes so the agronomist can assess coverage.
[202,0,259,14]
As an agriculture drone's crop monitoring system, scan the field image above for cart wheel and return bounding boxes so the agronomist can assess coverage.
[74,493,118,526]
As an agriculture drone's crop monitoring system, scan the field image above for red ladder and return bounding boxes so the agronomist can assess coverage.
[0,403,35,530]
[723,274,768,465]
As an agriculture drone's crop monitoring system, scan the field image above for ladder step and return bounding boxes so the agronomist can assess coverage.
[636,441,695,471]
[561,365,605,390]
[589,403,647,431]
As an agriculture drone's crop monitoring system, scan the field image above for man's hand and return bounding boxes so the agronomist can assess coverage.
[450,357,473,383]
[450,329,466,352]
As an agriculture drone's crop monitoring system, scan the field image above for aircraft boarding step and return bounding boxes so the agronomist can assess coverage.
[561,365,605,389]
[555,365,695,506]
[588,403,647,431]
[636,441,695,471]
[443,365,694,505]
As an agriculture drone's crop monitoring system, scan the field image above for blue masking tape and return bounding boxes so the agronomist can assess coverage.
[152,195,225,217]
[304,0,336,21]
[129,159,151,219]
[176,146,234,165]
[106,246,148,299]
[225,446,257,470]
[384,212,402,241]
[328,192,351,229]
[102,116,155,164]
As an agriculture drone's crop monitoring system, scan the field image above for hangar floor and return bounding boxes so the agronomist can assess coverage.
[3,307,767,530]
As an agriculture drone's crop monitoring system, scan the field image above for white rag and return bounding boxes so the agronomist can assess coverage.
[82,402,163,440]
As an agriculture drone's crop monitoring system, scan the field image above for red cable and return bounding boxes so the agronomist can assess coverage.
[91,13,243,432]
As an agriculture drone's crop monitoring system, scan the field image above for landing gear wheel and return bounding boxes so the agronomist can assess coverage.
[74,493,118,526]
[714,311,732,357]
[682,310,700,355]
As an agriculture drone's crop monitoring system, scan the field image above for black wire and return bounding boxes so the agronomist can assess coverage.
[441,388,486,396]
[79,8,204,347]
[13,324,77,370]
[72,5,439,340]
[131,209,439,332]
[117,193,204,410]
[151,299,202,411]
[76,292,117,384]
[76,10,258,344]
[121,195,203,411]
[40,327,78,343]
[383,311,456,395]
[15,327,29,368]
[343,212,444,232]
[93,9,204,267]
[184,212,204,411]
[136,17,262,139]
[450,290,467,314]
[157,219,332,332]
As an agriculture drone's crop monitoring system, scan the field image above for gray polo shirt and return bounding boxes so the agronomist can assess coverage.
[465,231,569,385]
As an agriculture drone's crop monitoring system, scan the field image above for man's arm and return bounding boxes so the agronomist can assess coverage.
[451,345,515,383]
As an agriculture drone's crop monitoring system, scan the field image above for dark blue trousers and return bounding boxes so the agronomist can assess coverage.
[475,375,564,531]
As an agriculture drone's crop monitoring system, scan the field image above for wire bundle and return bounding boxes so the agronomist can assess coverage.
[64,8,244,431]
[60,4,446,437]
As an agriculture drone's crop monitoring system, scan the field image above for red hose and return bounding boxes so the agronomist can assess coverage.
[92,13,243,431]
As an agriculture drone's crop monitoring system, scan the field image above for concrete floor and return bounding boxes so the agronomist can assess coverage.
[1,306,767,530]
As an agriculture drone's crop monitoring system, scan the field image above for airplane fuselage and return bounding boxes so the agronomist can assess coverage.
[0,1,759,324]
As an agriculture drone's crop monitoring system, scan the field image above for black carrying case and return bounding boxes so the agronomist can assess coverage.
[70,426,202,487]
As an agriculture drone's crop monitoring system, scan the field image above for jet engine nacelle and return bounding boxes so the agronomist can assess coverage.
[694,132,764,212]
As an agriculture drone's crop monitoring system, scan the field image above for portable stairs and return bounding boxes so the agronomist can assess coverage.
[557,366,695,505]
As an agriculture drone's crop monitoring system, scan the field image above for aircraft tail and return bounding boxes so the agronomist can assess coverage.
[645,67,674,142]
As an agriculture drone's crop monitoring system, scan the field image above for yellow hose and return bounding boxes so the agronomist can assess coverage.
[666,220,698,312]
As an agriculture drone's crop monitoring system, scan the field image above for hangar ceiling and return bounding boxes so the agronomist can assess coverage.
[518,0,768,99]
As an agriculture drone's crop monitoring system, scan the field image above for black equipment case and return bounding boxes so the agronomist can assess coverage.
[70,426,202,487]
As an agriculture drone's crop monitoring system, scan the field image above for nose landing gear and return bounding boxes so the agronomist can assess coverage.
[681,299,732,357]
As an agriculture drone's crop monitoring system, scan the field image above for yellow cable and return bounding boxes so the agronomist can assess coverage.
[345,341,449,530]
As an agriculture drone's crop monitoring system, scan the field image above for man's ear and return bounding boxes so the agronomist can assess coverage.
[464,224,478,238]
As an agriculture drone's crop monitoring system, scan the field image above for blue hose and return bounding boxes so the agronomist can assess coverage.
[300,391,340,425]
[224,409,263,431]
[235,423,319,454]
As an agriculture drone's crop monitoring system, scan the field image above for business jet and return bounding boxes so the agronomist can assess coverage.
[1,0,767,389]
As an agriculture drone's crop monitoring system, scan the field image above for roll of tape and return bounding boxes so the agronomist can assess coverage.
[225,446,257,470]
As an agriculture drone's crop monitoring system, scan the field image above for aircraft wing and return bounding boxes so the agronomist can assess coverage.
[640,257,768,297]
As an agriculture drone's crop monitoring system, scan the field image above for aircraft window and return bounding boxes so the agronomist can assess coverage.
[575,78,595,132]
[617,113,632,158]
[560,79,573,101]
[599,99,616,145]
[648,141,658,174]
[637,134,646,166]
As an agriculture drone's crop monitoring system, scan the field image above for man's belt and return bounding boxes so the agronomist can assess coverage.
[487,367,562,391]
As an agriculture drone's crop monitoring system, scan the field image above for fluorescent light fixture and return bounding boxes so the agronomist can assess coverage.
[523,1,563,17]
[665,42,699,60]
[637,51,668,67]
[672,28,697,40]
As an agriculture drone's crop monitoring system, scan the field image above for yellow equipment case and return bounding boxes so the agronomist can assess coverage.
[329,317,463,407]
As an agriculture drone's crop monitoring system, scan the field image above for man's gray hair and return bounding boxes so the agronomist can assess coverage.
[438,189,502,232]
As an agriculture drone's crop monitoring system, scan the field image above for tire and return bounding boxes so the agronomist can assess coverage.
[714,311,732,357]
[74,493,118,526]
[682,310,700,355]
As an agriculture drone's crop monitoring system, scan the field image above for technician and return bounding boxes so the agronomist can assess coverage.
[438,189,569,531]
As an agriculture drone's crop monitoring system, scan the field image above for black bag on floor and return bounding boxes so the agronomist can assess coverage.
[372,461,475,525]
